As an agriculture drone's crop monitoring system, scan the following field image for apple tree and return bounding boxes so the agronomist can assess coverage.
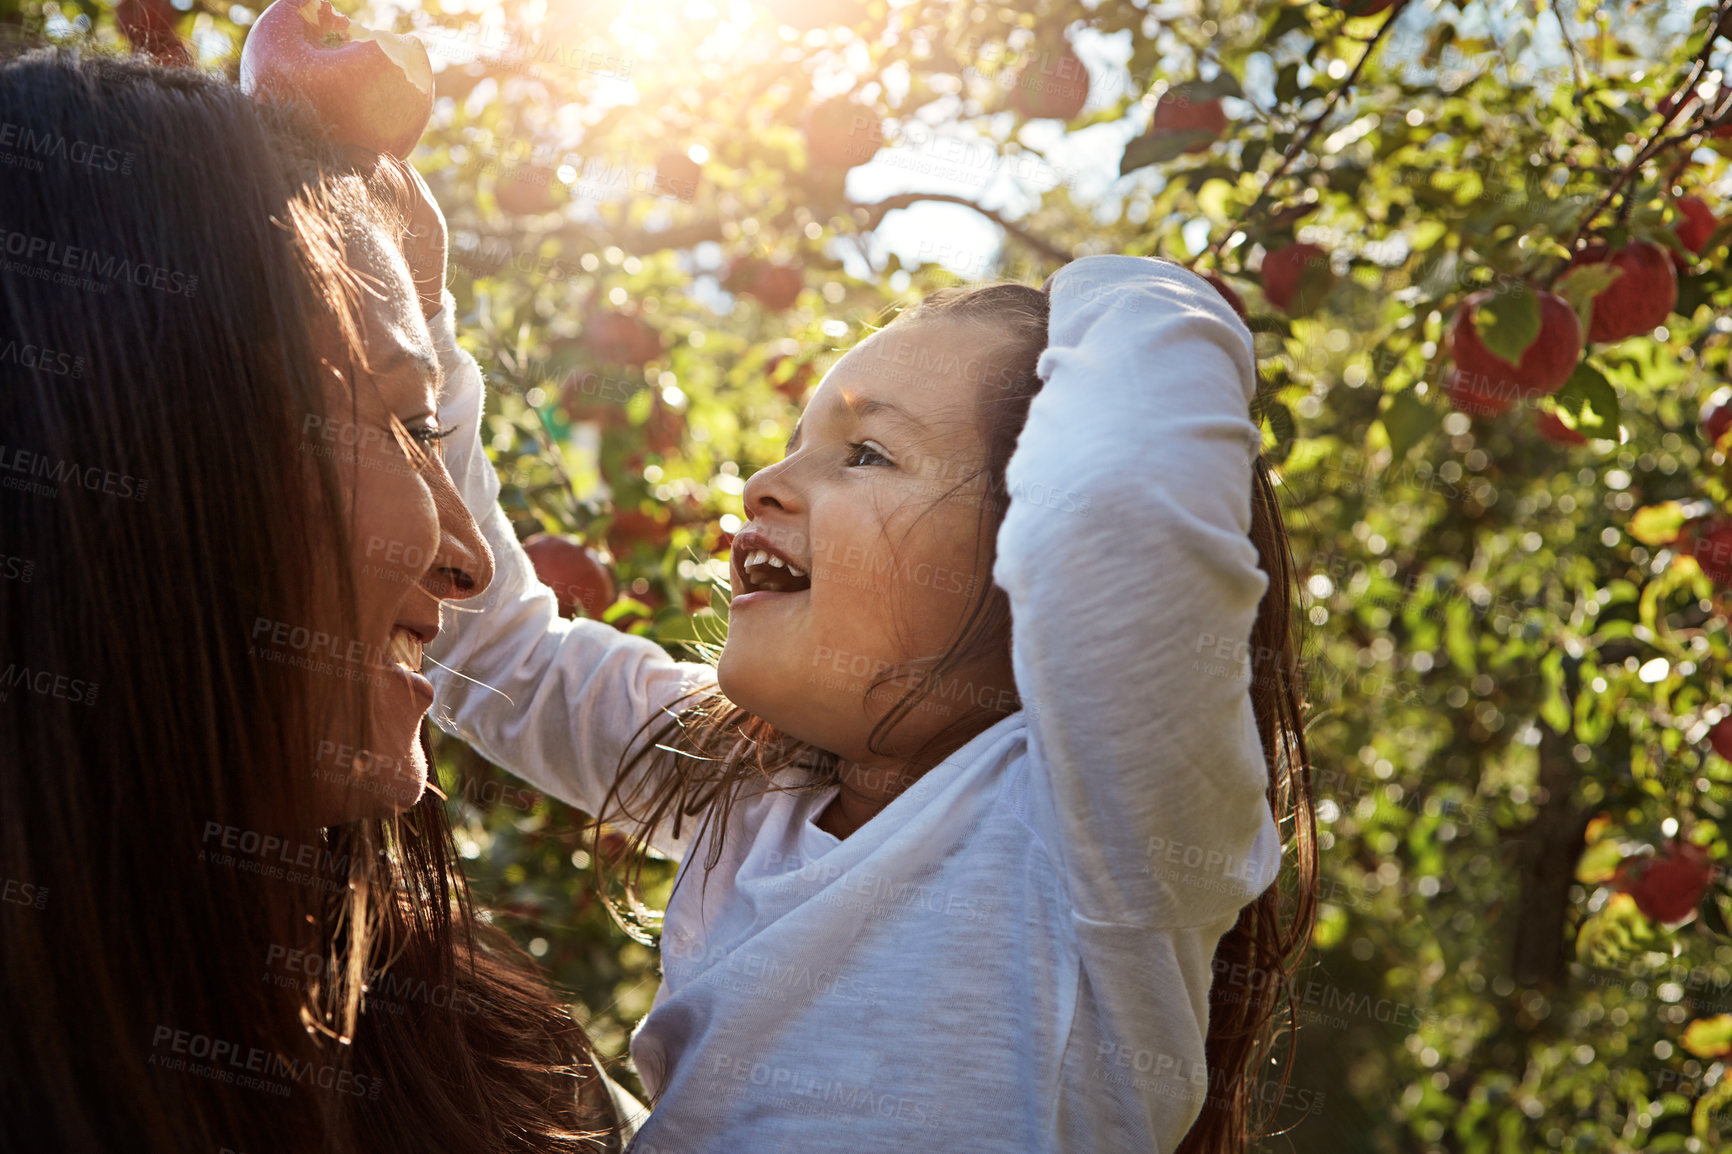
[28,0,1732,1145]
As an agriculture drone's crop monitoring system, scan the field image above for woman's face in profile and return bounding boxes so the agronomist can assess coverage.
[302,222,492,824]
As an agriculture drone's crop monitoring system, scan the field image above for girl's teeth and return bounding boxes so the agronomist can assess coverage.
[748,549,768,566]
[787,563,806,578]
[766,554,786,569]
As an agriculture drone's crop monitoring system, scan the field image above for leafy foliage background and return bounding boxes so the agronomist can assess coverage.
[16,0,1732,1146]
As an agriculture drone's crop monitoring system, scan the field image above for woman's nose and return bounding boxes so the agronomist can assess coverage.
[423,462,493,602]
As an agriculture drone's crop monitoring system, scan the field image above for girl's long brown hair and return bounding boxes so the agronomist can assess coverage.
[0,48,616,1153]
[594,278,1319,1150]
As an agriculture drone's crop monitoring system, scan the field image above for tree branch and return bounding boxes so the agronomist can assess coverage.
[583,190,1072,267]
[844,191,1073,265]
[1202,0,1404,267]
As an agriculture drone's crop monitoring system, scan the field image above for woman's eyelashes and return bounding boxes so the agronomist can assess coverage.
[391,419,455,467]
[844,440,893,468]
[408,421,455,447]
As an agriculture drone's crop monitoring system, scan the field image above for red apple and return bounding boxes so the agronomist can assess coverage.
[1676,196,1719,255]
[766,354,817,403]
[645,401,686,455]
[117,0,190,65]
[1150,91,1227,153]
[1261,243,1334,317]
[495,165,565,216]
[1711,717,1732,761]
[434,61,490,104]
[240,0,434,160]
[1444,287,1582,417]
[654,150,702,201]
[1703,390,1732,448]
[607,508,674,555]
[1687,517,1732,586]
[522,533,616,619]
[803,99,884,170]
[724,257,803,311]
[1202,272,1247,321]
[1009,41,1090,121]
[1535,409,1588,445]
[1614,841,1716,924]
[1569,240,1678,343]
[587,310,662,367]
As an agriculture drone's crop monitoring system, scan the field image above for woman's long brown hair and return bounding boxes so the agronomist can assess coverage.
[0,48,617,1153]
[593,279,1319,1149]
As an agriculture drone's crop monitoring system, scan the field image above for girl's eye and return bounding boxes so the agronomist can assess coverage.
[844,441,892,468]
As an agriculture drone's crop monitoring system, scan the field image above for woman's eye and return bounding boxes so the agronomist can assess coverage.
[844,441,892,468]
[408,423,456,448]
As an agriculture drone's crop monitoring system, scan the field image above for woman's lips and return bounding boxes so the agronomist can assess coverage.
[380,626,434,706]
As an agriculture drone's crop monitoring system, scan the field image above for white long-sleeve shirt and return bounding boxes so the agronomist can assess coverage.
[425,255,1283,1153]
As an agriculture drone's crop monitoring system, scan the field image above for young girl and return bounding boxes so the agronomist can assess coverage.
[424,255,1317,1152]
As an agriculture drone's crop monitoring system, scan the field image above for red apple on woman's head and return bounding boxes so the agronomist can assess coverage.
[521,534,616,619]
[241,0,434,159]
[1261,243,1334,317]
[1445,287,1582,417]
[1569,239,1678,344]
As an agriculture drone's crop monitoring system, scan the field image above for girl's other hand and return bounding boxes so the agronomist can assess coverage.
[332,142,448,322]
[398,161,448,322]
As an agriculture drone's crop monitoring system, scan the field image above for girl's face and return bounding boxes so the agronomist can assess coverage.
[302,225,493,824]
[719,319,1018,767]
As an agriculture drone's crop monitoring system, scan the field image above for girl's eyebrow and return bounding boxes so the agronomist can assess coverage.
[785,392,917,455]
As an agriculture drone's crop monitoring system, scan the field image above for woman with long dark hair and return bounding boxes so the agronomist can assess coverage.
[0,47,625,1153]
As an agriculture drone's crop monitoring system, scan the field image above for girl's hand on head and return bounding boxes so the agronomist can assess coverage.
[398,162,448,323]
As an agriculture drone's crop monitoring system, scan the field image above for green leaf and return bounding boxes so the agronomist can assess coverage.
[1380,388,1439,461]
[1575,892,1659,969]
[1444,597,1478,676]
[1187,72,1243,102]
[1574,838,1625,885]
[1555,261,1624,334]
[1471,284,1541,364]
[1553,362,1619,436]
[1683,1014,1732,1060]
[1120,129,1219,174]
[1262,400,1296,465]
[1274,62,1301,104]
[1628,501,1687,546]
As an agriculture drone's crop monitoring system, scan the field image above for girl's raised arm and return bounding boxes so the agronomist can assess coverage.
[992,255,1283,930]
[422,290,716,858]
